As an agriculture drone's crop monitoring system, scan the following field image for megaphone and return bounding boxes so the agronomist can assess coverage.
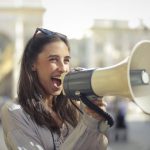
[61,40,150,115]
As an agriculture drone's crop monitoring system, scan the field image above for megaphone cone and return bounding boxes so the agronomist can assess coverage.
[128,40,150,114]
[91,40,150,114]
[62,40,150,114]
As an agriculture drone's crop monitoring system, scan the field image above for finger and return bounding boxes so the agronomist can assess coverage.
[92,98,107,105]
[92,101,107,107]
[84,100,107,112]
[91,101,107,111]
[84,105,106,117]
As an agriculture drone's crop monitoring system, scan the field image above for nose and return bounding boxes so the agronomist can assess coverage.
[58,61,67,73]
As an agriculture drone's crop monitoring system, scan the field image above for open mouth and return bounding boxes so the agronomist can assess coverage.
[51,77,62,87]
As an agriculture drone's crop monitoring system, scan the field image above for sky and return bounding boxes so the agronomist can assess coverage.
[43,0,150,39]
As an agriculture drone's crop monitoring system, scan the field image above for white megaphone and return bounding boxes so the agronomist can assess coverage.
[61,40,150,115]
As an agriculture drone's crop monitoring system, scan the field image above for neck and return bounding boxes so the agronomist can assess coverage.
[45,95,54,108]
[44,95,53,109]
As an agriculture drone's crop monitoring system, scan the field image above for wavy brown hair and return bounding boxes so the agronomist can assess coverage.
[18,29,79,135]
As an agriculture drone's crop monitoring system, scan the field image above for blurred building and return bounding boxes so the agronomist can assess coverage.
[69,18,150,127]
[0,0,45,98]
[70,19,150,68]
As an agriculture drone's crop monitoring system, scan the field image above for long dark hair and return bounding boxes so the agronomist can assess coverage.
[18,29,78,135]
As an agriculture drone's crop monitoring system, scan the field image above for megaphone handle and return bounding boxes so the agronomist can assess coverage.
[80,94,114,127]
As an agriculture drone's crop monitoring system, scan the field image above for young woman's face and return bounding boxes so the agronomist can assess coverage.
[33,41,70,96]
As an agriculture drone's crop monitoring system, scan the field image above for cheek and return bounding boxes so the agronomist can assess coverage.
[36,65,53,82]
[37,62,55,75]
[36,70,49,84]
[66,64,70,72]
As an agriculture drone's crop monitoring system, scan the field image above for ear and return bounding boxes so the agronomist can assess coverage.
[31,63,37,71]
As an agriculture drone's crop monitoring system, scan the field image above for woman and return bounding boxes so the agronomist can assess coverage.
[1,28,109,150]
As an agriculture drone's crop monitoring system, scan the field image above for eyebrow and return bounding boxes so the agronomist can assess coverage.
[48,55,71,59]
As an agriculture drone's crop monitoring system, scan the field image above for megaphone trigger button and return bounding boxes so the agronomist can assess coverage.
[75,91,80,96]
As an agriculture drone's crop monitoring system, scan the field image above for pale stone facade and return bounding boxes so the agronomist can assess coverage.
[70,19,150,68]
[0,0,45,98]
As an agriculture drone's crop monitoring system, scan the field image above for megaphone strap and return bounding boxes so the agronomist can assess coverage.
[80,94,114,127]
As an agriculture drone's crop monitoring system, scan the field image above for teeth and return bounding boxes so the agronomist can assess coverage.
[52,77,61,80]
[51,76,60,78]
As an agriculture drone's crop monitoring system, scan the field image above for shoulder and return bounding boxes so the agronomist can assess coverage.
[2,99,23,119]
[2,99,20,110]
[1,99,32,131]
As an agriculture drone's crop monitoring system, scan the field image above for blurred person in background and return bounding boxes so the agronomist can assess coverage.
[114,98,128,141]
[1,28,109,150]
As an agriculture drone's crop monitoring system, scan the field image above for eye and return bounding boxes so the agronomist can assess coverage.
[49,57,58,62]
[64,58,70,64]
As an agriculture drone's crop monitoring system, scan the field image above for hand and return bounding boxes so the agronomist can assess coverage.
[84,97,107,121]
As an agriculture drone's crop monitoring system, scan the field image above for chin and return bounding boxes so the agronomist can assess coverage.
[51,90,62,96]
